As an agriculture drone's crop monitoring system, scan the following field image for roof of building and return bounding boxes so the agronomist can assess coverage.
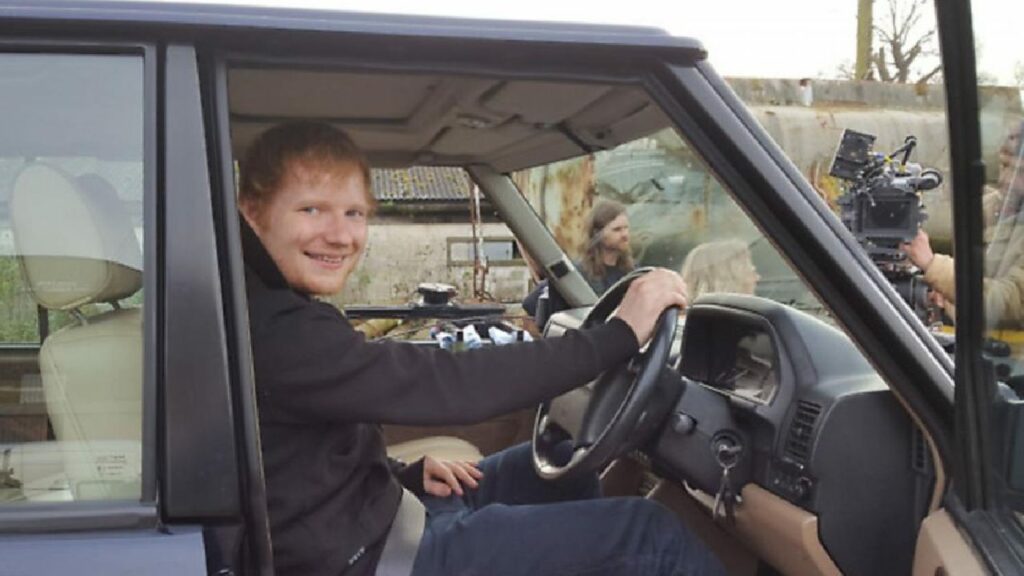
[372,166,473,202]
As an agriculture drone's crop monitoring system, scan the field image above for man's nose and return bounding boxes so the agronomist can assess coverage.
[323,215,354,246]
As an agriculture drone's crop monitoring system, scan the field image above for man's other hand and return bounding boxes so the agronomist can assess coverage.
[902,229,935,271]
[614,268,688,345]
[423,456,483,497]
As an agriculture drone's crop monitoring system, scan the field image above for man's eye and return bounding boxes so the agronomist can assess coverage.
[347,209,366,219]
[300,207,320,215]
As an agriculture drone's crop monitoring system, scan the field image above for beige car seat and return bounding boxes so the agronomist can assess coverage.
[11,165,143,500]
[9,164,479,500]
[387,436,483,464]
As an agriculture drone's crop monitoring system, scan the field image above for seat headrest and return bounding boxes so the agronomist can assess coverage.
[11,164,142,311]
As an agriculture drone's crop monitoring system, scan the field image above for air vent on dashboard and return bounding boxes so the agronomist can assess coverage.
[784,400,822,463]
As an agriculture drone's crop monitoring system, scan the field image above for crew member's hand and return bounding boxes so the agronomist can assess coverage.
[902,229,935,271]
[422,455,483,497]
[614,268,688,345]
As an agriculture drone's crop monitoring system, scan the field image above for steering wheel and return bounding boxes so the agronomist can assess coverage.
[531,267,680,480]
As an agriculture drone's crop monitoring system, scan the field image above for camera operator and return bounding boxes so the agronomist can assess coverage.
[903,122,1024,327]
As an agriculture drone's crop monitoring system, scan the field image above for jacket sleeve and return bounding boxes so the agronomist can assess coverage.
[922,250,1024,328]
[924,253,957,302]
[983,265,1024,328]
[251,300,639,426]
[388,457,426,497]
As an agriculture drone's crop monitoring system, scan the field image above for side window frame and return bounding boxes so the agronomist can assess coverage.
[206,49,275,573]
[0,40,159,531]
[655,61,956,464]
[935,0,1024,570]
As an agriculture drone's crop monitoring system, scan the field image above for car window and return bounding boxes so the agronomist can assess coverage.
[329,166,532,340]
[969,0,1024,518]
[0,53,145,504]
[512,128,826,318]
[338,166,529,307]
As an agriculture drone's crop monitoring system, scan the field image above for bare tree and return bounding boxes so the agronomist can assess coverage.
[855,0,874,80]
[872,0,942,84]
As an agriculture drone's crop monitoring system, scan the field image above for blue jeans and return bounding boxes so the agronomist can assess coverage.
[409,443,725,576]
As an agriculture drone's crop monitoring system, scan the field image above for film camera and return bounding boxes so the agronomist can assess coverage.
[829,129,944,323]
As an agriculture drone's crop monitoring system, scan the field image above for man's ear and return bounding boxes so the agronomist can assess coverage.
[239,199,262,233]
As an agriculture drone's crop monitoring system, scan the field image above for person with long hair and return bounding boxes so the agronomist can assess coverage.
[680,239,760,301]
[578,199,635,294]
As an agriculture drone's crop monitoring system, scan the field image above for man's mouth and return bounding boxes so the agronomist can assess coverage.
[307,253,344,266]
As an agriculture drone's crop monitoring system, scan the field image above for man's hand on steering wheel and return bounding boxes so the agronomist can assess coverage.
[532,267,687,481]
[613,268,689,344]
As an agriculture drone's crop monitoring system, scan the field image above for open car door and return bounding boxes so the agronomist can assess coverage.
[915,0,1024,574]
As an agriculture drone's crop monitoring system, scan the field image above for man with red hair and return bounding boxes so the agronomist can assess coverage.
[238,122,723,576]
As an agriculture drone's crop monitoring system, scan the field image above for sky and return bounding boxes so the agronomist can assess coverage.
[131,0,1020,84]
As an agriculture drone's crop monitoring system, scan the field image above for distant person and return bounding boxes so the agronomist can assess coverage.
[680,239,760,301]
[523,199,635,322]
[577,199,635,294]
[903,121,1024,326]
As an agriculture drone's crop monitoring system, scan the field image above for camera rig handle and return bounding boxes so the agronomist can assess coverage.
[892,136,918,166]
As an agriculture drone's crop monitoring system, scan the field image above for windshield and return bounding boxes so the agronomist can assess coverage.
[513,128,827,317]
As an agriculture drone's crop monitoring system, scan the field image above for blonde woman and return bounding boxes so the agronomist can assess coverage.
[680,239,760,301]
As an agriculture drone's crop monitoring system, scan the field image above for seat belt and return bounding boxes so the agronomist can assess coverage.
[375,489,426,576]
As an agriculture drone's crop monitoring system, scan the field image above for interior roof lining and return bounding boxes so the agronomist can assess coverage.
[225,59,673,172]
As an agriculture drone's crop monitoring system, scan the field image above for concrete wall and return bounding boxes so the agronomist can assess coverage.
[516,79,1023,255]
[736,79,1021,245]
[731,77,1022,184]
[747,106,956,240]
[333,221,532,307]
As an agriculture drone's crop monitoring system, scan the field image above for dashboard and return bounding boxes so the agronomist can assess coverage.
[678,309,779,405]
[545,294,935,576]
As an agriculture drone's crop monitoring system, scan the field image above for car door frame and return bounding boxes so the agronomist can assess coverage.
[198,43,276,576]
[0,26,261,574]
[0,35,216,574]
[0,37,161,532]
[206,6,958,540]
[934,0,1024,571]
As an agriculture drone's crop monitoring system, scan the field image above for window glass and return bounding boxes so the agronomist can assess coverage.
[970,0,1024,516]
[512,128,826,318]
[0,53,144,504]
[335,167,531,339]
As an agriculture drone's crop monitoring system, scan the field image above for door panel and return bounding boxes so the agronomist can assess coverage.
[913,509,986,576]
[0,528,206,575]
[675,483,842,576]
[647,477,760,576]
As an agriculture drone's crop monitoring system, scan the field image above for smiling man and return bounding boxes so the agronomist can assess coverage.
[237,122,722,576]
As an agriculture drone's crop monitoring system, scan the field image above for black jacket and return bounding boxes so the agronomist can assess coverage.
[242,222,639,575]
